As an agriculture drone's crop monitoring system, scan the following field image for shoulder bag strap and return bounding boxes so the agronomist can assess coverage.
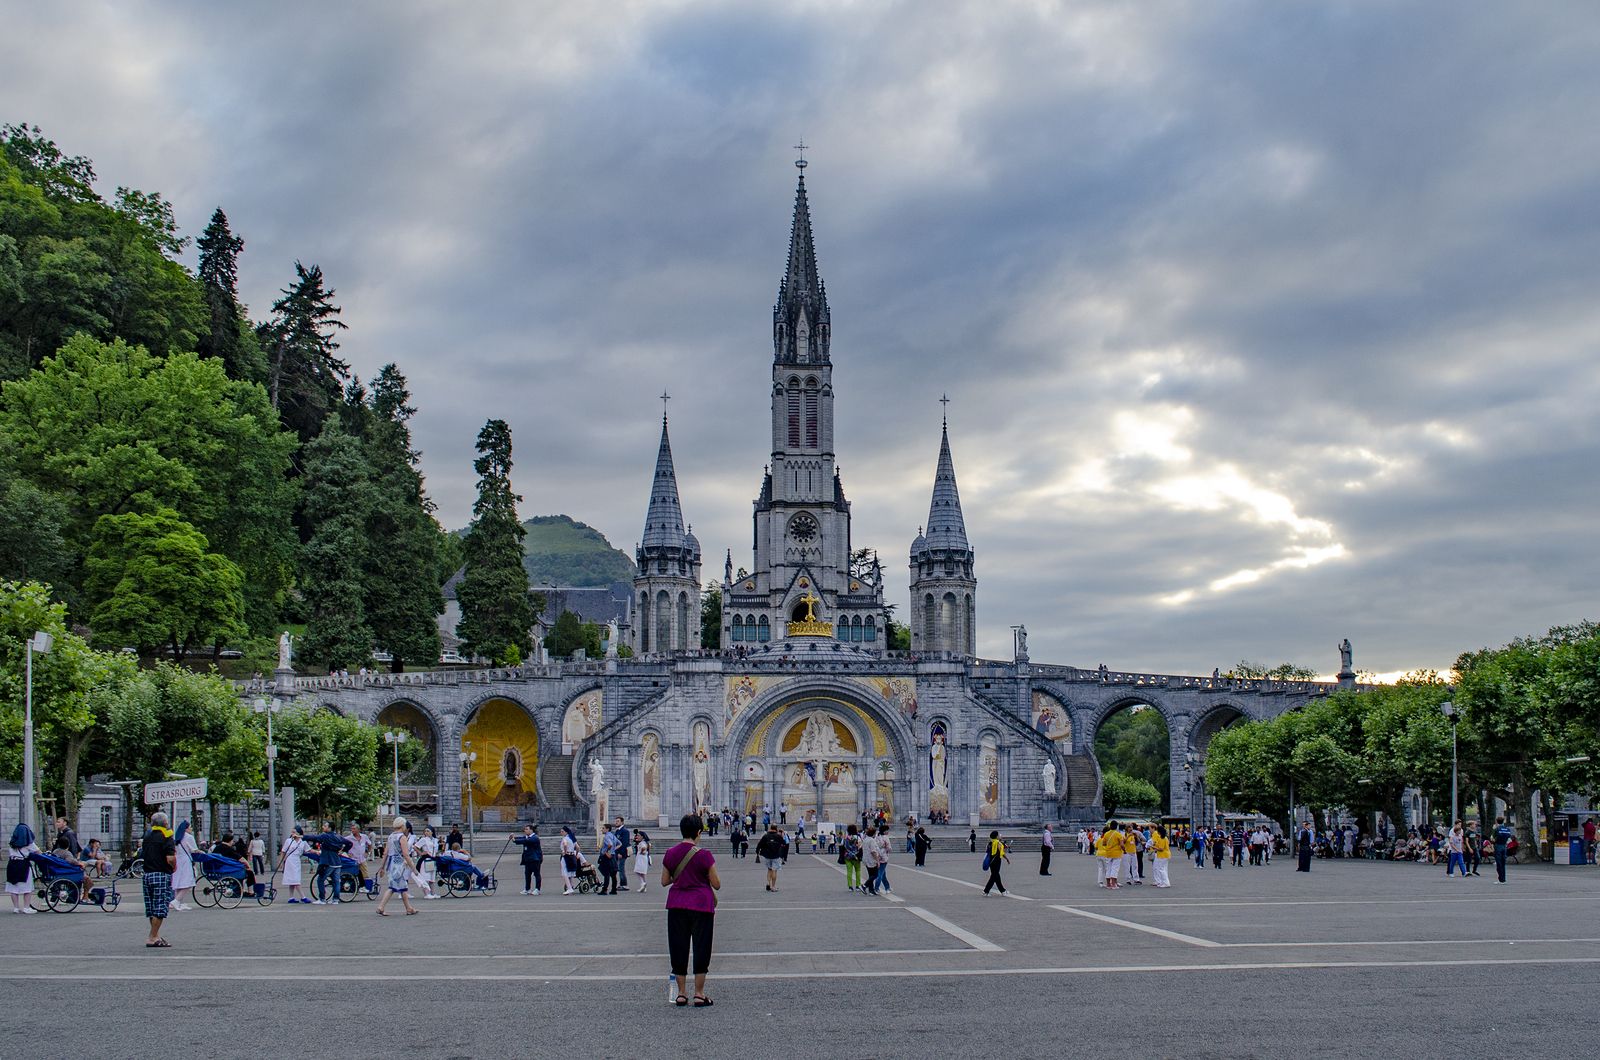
[667,844,700,884]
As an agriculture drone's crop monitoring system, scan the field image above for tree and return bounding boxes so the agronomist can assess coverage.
[1095,707,1171,810]
[700,584,722,649]
[0,428,68,587]
[113,186,187,257]
[886,619,911,652]
[1227,661,1319,681]
[544,610,603,659]
[1101,768,1161,817]
[297,422,375,670]
[357,365,442,671]
[261,261,348,441]
[456,420,533,663]
[194,207,263,381]
[270,707,384,823]
[85,508,246,662]
[1,334,297,626]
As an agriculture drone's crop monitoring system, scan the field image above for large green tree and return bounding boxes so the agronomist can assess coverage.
[261,261,347,442]
[0,428,68,587]
[357,365,442,671]
[194,207,264,382]
[457,419,533,663]
[0,125,205,379]
[270,706,384,823]
[1095,706,1171,810]
[85,507,247,662]
[700,584,722,649]
[297,422,375,670]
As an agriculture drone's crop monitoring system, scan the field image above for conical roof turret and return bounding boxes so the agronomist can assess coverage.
[639,414,688,553]
[919,423,970,553]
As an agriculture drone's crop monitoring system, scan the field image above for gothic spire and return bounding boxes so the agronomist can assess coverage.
[921,420,970,552]
[773,166,830,364]
[639,412,688,552]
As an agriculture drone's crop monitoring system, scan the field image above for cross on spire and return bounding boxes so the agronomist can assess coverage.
[939,393,950,428]
[793,138,809,170]
[660,389,671,422]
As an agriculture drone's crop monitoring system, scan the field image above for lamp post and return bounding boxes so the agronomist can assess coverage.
[460,750,478,855]
[1441,701,1459,827]
[252,697,281,876]
[384,731,409,819]
[22,631,53,837]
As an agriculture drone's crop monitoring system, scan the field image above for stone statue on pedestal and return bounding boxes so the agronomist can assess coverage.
[277,632,294,670]
[588,757,605,797]
[1338,638,1353,673]
[606,620,619,658]
[1041,759,1057,797]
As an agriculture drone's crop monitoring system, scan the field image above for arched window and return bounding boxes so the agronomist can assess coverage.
[677,592,690,651]
[853,615,864,642]
[922,593,936,645]
[639,593,650,652]
[787,377,801,447]
[804,377,819,448]
[865,616,877,643]
[655,590,671,654]
[731,615,745,642]
[757,615,770,642]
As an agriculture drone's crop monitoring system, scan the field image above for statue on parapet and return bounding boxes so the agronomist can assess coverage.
[1338,638,1353,673]
[277,631,294,670]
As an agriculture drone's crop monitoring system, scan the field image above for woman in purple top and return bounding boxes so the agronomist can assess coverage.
[661,812,721,1007]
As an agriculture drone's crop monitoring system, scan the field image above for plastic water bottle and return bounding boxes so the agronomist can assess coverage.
[666,973,677,1004]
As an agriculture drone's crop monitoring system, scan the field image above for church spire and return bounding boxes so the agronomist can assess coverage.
[921,419,970,552]
[639,412,688,552]
[773,159,830,365]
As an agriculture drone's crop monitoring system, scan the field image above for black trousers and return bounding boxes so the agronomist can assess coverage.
[1495,848,1508,883]
[667,908,715,977]
[599,857,618,894]
[1039,846,1052,875]
[984,861,1006,894]
[523,863,542,891]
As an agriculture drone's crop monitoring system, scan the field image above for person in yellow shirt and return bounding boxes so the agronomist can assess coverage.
[1150,825,1172,888]
[1100,821,1124,889]
[983,831,1010,896]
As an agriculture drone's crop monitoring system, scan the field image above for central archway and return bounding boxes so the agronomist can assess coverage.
[459,697,540,826]
[1091,698,1172,818]
[724,680,916,830]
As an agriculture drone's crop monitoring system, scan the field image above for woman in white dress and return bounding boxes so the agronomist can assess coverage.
[632,831,652,892]
[170,821,197,911]
[7,824,40,914]
[279,826,309,904]
[375,818,417,916]
[412,826,439,900]
[559,826,579,895]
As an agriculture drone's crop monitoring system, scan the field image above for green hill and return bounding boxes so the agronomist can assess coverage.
[518,515,636,587]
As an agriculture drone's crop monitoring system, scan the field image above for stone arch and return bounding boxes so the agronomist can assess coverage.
[374,699,442,816]
[1087,695,1175,816]
[458,694,543,826]
[1187,703,1248,760]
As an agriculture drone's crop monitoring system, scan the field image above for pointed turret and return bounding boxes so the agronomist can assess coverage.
[910,410,977,656]
[921,422,970,552]
[632,409,701,654]
[640,414,687,551]
[773,171,830,364]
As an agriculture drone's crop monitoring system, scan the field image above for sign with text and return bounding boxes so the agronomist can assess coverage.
[144,778,208,804]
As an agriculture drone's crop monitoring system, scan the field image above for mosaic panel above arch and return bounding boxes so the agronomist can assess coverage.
[1030,690,1072,744]
[562,689,603,746]
[741,696,890,758]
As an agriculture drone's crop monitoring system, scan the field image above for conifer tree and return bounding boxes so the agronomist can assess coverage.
[194,208,264,381]
[456,419,532,663]
[298,421,375,669]
[262,262,348,442]
[359,365,442,671]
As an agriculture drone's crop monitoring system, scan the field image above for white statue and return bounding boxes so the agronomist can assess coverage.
[1015,625,1028,658]
[605,620,619,658]
[1041,759,1057,797]
[1339,638,1353,673]
[277,632,294,670]
[588,757,605,796]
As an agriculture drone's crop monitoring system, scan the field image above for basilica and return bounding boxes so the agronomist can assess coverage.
[286,165,1345,831]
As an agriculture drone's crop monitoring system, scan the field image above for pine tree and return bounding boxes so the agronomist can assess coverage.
[194,208,263,381]
[456,419,533,663]
[298,421,375,670]
[359,364,442,672]
[262,262,348,442]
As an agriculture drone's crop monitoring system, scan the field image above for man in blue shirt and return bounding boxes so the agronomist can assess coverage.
[611,817,632,891]
[304,822,350,904]
[1492,817,1514,884]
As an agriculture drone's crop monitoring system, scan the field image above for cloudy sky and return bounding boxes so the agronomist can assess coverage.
[9,2,1598,676]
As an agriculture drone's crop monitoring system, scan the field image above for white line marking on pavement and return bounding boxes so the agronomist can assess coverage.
[1050,905,1220,947]
[905,906,1004,952]
[1219,937,1600,949]
[1064,895,1600,910]
[818,853,906,902]
[894,864,1034,901]
[14,955,1600,982]
[2,948,970,962]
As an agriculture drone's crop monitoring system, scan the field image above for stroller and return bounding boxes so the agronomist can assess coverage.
[28,851,121,913]
[192,850,275,908]
[434,852,497,897]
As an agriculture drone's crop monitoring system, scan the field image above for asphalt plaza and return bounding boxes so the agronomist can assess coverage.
[2,845,1597,1059]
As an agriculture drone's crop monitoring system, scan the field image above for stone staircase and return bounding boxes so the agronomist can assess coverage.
[541,753,576,808]
[1061,754,1100,808]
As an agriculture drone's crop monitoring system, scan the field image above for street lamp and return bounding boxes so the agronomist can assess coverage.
[384,731,409,819]
[253,697,282,876]
[22,630,53,838]
[1441,701,1459,827]
[460,750,478,855]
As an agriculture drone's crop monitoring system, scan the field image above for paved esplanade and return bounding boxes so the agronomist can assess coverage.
[2,852,1595,1057]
